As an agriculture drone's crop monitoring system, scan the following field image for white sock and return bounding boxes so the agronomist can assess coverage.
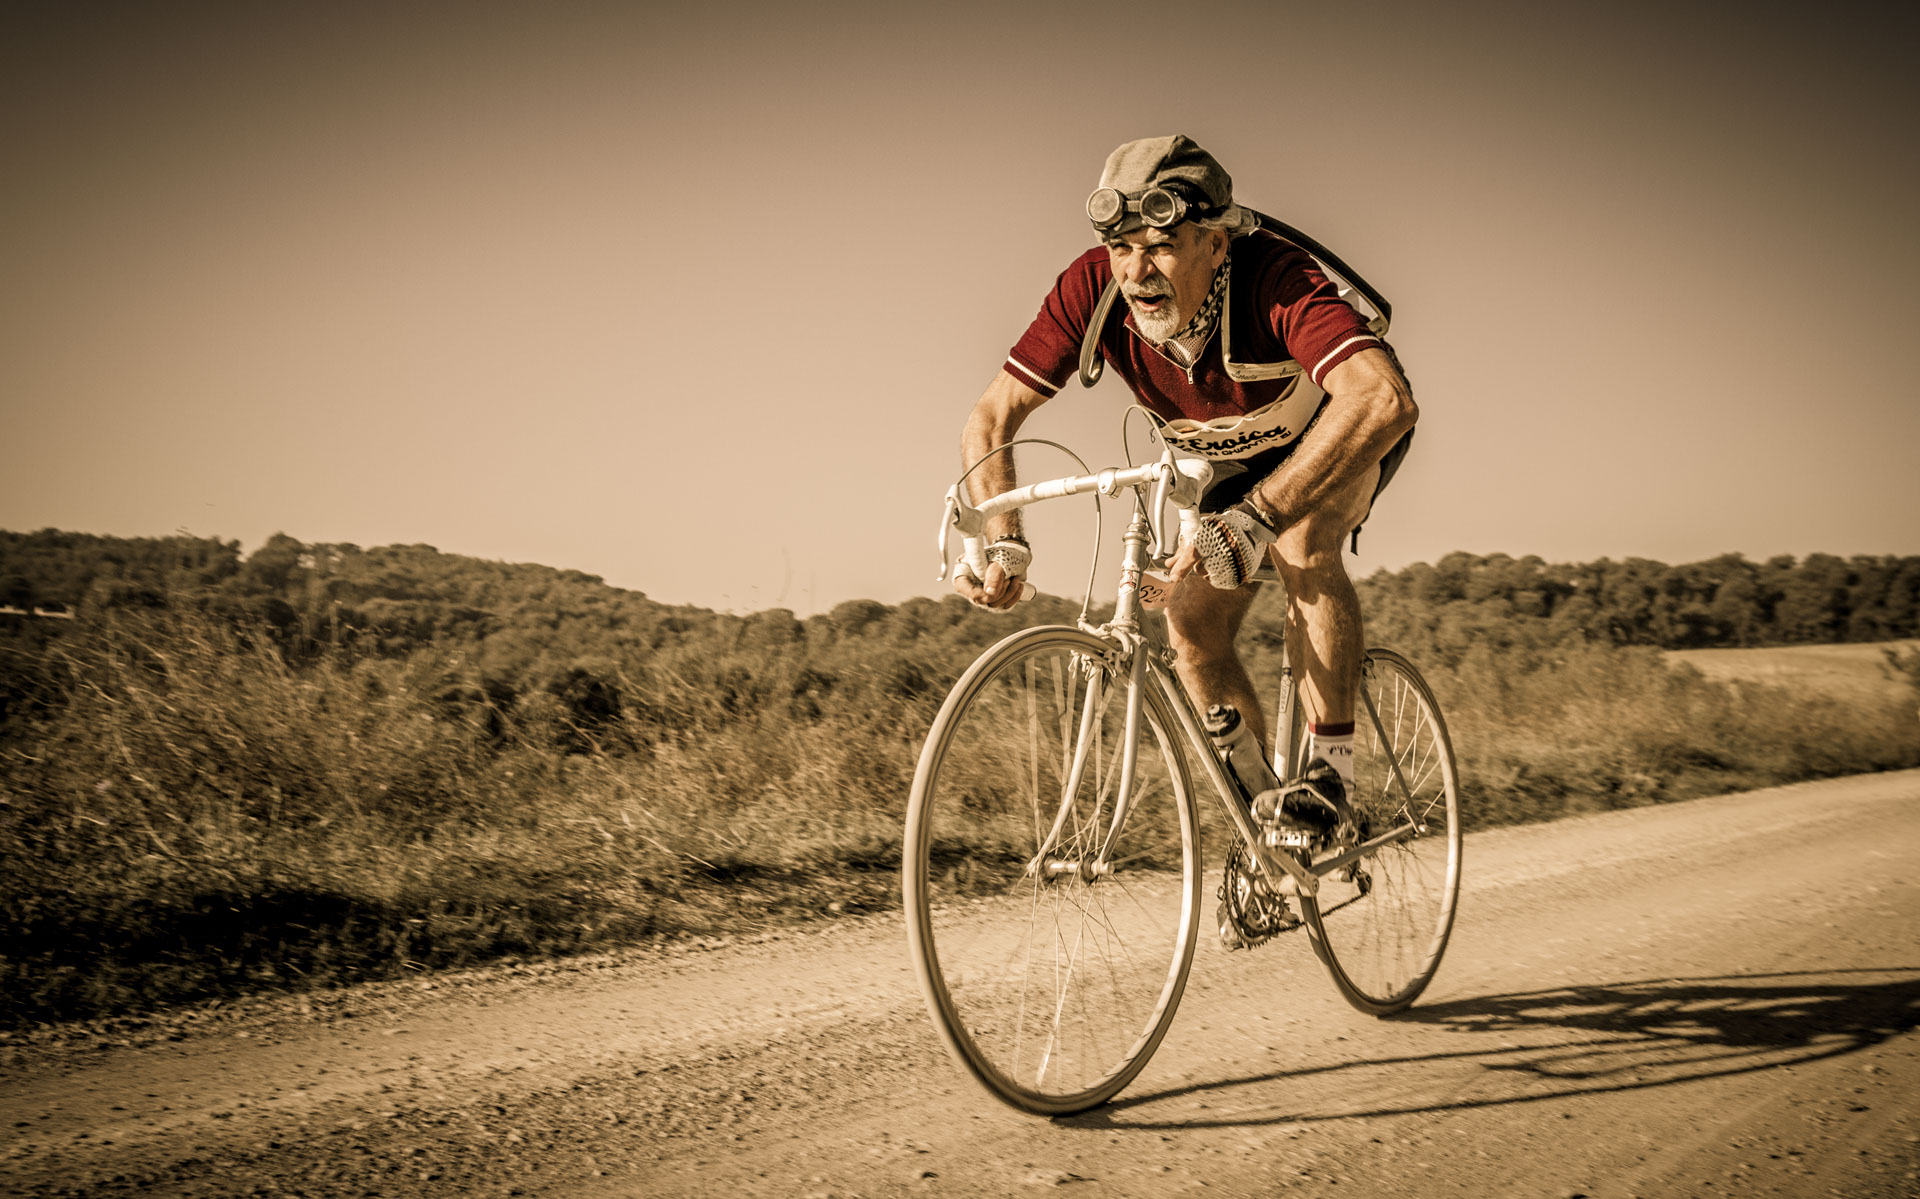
[1308,724,1355,788]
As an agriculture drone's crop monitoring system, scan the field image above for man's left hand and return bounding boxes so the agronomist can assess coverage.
[1190,502,1279,590]
[1165,540,1202,589]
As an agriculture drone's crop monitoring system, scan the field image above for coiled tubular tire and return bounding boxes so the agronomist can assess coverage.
[903,627,1201,1114]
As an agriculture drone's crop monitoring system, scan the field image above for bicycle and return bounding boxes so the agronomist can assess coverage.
[902,444,1462,1115]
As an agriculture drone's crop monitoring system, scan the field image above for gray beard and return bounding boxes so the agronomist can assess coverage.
[1123,290,1184,344]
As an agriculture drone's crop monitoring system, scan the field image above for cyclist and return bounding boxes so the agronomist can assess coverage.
[952,134,1417,830]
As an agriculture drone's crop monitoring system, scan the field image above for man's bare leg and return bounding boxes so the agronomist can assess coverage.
[1164,573,1267,746]
[1271,464,1380,729]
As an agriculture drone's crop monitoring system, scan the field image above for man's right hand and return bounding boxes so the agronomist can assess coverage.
[953,561,1023,610]
[953,538,1033,610]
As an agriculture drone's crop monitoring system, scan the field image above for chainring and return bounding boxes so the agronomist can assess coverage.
[1216,841,1303,950]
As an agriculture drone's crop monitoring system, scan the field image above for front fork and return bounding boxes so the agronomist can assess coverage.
[1028,511,1322,898]
[1027,510,1158,882]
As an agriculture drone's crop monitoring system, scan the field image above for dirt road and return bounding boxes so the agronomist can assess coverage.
[5,772,1918,1198]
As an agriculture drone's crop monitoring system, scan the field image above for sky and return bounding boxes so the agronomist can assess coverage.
[3,0,1915,614]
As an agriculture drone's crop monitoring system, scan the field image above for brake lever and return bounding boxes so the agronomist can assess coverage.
[935,493,958,582]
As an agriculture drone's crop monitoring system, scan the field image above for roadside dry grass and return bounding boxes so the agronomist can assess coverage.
[3,611,1916,1027]
[1442,641,1920,827]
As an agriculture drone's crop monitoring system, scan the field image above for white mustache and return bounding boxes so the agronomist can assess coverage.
[1122,283,1172,300]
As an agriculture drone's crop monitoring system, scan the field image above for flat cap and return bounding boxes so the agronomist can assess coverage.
[1097,134,1233,222]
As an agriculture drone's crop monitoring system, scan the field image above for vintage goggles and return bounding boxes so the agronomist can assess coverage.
[1085,184,1214,231]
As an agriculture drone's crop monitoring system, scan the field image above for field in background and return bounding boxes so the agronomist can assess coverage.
[1667,640,1920,704]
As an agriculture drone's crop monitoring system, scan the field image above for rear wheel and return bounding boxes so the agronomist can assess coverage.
[1299,648,1462,1015]
[903,627,1201,1114]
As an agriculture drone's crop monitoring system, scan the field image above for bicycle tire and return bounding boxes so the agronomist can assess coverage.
[903,626,1202,1115]
[1299,648,1462,1015]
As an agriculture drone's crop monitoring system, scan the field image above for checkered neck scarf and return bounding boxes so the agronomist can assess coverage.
[1170,256,1229,345]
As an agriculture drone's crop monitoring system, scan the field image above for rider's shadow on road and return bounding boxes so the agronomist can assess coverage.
[1067,968,1920,1129]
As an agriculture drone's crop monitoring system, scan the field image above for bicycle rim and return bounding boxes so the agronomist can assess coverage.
[1301,648,1462,1015]
[903,627,1200,1115]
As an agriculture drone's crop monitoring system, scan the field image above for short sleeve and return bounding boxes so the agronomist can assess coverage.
[1259,246,1382,386]
[1005,248,1109,397]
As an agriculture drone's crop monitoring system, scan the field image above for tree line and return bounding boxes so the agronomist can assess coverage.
[3,528,1917,744]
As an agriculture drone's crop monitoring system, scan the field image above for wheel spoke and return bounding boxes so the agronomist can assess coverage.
[904,630,1199,1114]
[1302,649,1461,1015]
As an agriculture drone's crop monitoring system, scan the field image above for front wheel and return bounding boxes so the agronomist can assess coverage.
[903,627,1201,1115]
[1300,648,1462,1015]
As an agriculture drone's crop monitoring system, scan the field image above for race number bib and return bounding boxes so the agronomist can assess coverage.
[1151,377,1326,461]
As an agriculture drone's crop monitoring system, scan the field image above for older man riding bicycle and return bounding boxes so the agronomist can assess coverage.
[952,133,1418,833]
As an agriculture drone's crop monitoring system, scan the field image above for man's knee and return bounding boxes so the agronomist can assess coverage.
[1166,605,1237,667]
[1166,580,1252,667]
[1272,463,1378,580]
[1273,517,1353,585]
[1273,531,1341,581]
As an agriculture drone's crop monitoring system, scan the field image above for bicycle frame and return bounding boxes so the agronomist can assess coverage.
[914,445,1464,1111]
[942,450,1425,903]
[1131,615,1427,903]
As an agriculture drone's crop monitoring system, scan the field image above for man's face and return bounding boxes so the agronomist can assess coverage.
[1104,222,1229,345]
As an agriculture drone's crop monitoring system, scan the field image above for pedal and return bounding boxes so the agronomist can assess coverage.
[1277,790,1367,853]
[1261,823,1316,850]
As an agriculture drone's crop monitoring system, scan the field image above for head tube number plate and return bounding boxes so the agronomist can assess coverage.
[1138,570,1176,609]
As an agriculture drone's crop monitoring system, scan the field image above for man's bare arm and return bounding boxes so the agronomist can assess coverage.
[1247,346,1417,527]
[961,369,1052,538]
[955,369,1051,608]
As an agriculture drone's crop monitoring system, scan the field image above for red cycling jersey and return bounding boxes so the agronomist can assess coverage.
[1005,230,1384,461]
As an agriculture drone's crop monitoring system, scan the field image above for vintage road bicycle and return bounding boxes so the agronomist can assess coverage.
[902,443,1462,1115]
